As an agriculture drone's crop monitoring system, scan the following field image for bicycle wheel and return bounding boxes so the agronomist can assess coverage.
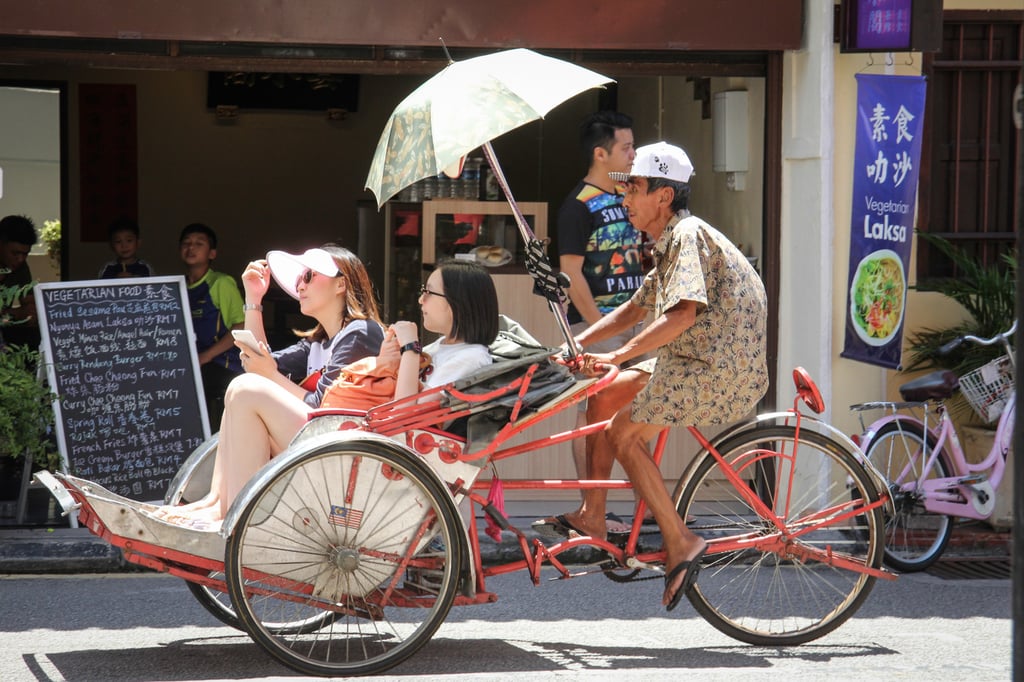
[862,419,952,572]
[225,437,464,677]
[675,426,884,646]
[186,573,244,630]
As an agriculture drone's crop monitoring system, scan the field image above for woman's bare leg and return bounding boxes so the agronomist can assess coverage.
[160,373,311,522]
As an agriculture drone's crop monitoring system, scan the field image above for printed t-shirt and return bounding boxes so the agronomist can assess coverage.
[187,269,244,372]
[557,180,646,324]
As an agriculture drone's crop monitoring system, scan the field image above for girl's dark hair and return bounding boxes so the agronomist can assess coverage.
[296,244,383,342]
[438,260,499,346]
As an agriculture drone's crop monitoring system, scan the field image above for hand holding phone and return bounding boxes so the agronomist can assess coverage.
[231,329,265,356]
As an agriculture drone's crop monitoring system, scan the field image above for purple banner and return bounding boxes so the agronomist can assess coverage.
[841,74,926,369]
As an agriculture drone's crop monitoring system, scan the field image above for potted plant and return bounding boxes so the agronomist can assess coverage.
[0,279,61,504]
[903,233,1017,527]
[38,218,61,275]
[904,232,1016,378]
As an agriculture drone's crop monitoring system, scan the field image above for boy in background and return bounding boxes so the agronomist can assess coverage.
[98,218,154,278]
[180,222,244,430]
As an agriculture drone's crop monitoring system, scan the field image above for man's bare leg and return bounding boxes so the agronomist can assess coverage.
[555,370,647,539]
[606,411,706,605]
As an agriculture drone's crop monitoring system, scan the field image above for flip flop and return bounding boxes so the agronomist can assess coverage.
[605,512,631,535]
[664,543,708,612]
[531,513,589,538]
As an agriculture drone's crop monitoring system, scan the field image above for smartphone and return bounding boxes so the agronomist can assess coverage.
[231,329,265,356]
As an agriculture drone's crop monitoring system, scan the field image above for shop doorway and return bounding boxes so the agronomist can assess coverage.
[0,82,65,283]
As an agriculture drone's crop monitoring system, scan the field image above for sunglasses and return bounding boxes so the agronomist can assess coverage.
[297,269,342,287]
[419,285,447,299]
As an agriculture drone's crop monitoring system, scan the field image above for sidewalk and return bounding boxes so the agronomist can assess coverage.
[0,515,1012,574]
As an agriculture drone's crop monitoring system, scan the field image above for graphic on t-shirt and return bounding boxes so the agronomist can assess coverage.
[579,187,644,313]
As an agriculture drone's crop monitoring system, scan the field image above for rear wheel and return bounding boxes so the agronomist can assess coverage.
[862,419,953,572]
[675,426,884,645]
[225,437,464,677]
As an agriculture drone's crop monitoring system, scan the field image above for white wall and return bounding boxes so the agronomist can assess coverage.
[0,85,61,283]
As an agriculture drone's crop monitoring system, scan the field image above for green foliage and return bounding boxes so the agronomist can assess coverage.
[0,344,60,471]
[904,232,1017,376]
[1,271,60,470]
[38,219,61,272]
[0,281,35,328]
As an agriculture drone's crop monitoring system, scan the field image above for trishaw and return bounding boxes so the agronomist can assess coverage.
[36,47,894,678]
[36,338,894,676]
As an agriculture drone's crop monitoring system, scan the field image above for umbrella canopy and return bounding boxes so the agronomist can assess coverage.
[365,48,613,207]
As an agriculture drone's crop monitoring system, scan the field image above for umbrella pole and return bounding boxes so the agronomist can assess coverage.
[480,142,580,359]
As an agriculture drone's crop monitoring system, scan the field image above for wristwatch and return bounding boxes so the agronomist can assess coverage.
[400,340,422,355]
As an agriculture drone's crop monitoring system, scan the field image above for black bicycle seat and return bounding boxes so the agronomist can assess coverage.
[898,370,960,402]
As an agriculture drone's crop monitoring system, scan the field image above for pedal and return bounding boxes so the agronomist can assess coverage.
[957,474,988,486]
[625,556,663,572]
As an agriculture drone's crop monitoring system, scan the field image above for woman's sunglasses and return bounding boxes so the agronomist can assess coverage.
[297,269,342,287]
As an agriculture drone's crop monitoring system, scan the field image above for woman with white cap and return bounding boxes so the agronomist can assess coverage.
[155,259,499,528]
[235,244,385,405]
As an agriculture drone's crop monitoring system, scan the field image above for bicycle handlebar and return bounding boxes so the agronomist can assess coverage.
[936,320,1016,356]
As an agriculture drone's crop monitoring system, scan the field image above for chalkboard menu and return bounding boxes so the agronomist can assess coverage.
[34,277,210,500]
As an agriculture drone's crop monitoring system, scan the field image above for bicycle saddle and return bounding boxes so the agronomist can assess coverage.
[898,370,959,402]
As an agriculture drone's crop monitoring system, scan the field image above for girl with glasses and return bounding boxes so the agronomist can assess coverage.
[154,260,499,528]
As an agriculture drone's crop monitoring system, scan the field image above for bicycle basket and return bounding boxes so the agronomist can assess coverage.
[959,355,1014,423]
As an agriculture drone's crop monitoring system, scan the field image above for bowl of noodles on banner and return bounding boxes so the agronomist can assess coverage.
[850,249,906,347]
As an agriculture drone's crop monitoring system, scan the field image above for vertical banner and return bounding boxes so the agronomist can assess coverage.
[841,74,926,369]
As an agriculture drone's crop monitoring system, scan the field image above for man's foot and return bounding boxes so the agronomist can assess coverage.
[662,539,708,611]
[145,507,222,532]
[532,512,607,540]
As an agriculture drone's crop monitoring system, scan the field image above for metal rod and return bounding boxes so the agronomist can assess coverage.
[480,141,581,359]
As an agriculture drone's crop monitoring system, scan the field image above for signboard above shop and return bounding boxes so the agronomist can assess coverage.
[838,0,944,53]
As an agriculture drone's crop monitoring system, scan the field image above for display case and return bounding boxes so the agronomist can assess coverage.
[359,199,558,344]
[420,199,547,267]
[422,199,560,346]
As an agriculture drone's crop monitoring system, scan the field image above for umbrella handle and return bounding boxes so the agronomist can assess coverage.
[481,142,581,361]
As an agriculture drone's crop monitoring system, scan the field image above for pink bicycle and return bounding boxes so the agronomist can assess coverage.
[37,349,893,677]
[851,321,1016,571]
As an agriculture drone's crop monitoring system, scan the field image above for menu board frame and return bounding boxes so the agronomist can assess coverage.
[34,276,211,501]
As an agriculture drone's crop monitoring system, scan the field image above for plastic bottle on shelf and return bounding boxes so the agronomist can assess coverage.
[407,180,422,203]
[462,158,482,200]
[422,175,437,200]
[436,174,450,200]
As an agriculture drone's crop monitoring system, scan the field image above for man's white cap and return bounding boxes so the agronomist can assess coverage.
[267,248,340,300]
[609,141,695,183]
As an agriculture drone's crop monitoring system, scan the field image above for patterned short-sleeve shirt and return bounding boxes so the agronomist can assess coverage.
[630,213,768,426]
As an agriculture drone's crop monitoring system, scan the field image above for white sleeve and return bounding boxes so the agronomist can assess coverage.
[424,344,492,388]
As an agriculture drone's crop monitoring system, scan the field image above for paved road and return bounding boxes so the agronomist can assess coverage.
[0,569,1011,681]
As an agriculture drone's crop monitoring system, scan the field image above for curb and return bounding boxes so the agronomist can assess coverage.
[0,519,1011,575]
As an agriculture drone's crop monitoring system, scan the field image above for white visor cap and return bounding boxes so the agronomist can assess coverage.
[267,248,340,300]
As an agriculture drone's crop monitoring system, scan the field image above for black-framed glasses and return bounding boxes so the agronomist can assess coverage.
[419,285,447,299]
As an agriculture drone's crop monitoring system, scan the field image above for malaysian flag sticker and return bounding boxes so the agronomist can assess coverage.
[328,505,364,529]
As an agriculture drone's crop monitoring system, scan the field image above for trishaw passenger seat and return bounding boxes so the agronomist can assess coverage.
[445,350,576,454]
[443,316,576,451]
